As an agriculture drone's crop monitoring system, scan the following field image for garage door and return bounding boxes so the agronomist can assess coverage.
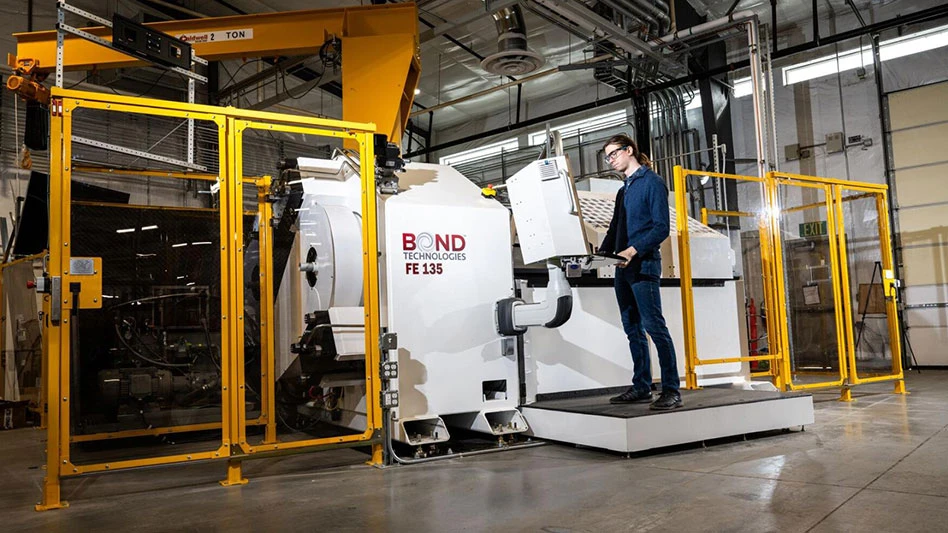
[888,80,948,366]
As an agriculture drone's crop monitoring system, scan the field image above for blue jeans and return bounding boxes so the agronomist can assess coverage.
[614,258,680,395]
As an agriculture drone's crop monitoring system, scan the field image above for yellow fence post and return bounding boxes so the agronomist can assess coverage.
[219,117,247,486]
[358,131,385,465]
[832,185,860,400]
[258,176,279,443]
[764,173,794,391]
[673,166,699,390]
[876,191,907,395]
[35,98,68,512]
[825,184,852,399]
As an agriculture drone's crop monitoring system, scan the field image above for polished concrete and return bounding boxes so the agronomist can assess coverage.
[3,371,948,532]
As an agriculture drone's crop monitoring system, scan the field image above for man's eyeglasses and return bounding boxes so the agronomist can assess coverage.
[604,146,628,164]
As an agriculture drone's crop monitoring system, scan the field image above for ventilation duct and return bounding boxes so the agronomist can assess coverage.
[480,3,544,76]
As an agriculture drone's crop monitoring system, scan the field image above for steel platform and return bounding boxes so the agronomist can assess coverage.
[521,386,814,453]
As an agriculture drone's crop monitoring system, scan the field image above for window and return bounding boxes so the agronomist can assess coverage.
[733,23,948,97]
[732,77,763,98]
[784,24,948,85]
[528,110,628,146]
[439,138,519,166]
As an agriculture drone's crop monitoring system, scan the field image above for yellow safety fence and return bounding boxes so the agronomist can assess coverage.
[674,166,906,401]
[36,88,384,511]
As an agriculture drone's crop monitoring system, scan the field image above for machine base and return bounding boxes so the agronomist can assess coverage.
[522,386,814,453]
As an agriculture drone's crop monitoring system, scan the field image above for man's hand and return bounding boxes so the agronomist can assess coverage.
[616,246,637,268]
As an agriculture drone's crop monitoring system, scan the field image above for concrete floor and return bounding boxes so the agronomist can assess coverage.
[3,370,948,532]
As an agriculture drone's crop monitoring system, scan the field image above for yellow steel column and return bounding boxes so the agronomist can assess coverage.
[36,97,68,511]
[358,131,383,464]
[258,176,278,443]
[673,167,699,390]
[700,207,708,226]
[219,117,246,486]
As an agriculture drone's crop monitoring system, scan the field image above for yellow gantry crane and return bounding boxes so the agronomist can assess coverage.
[8,2,421,144]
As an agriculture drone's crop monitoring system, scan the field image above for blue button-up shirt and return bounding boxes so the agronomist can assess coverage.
[620,165,670,261]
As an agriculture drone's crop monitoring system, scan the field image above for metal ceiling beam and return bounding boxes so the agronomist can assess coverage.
[531,0,668,63]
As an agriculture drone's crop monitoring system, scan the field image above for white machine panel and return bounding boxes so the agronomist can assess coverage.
[523,282,748,401]
[383,163,520,419]
[507,157,591,264]
[328,307,365,359]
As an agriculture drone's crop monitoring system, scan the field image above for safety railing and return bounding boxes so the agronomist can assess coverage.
[674,166,906,400]
[674,168,785,389]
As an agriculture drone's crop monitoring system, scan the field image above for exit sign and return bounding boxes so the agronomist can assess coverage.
[799,221,828,237]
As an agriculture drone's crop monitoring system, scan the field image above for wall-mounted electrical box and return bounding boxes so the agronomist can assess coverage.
[826,132,844,153]
[785,143,800,161]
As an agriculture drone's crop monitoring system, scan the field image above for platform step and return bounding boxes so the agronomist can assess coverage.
[522,387,814,453]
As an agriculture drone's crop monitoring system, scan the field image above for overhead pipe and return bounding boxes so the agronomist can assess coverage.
[651,92,662,176]
[597,0,657,37]
[673,87,688,171]
[765,24,779,172]
[661,91,674,179]
[647,93,660,175]
[648,11,769,177]
[532,0,676,68]
[668,90,681,178]
[672,89,684,175]
[745,16,768,178]
[658,90,672,178]
[654,101,663,177]
[647,10,758,48]
[627,0,671,33]
[665,92,675,179]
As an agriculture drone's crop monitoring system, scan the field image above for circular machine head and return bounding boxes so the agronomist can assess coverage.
[296,195,364,312]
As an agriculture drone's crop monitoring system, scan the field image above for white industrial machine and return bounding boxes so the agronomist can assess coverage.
[276,155,544,446]
[274,152,814,455]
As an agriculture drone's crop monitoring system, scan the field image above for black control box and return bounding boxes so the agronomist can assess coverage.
[112,14,192,70]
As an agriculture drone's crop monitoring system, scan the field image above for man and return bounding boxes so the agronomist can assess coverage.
[598,134,682,410]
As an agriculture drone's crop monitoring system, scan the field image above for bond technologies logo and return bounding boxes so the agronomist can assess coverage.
[402,232,466,275]
[402,233,467,261]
